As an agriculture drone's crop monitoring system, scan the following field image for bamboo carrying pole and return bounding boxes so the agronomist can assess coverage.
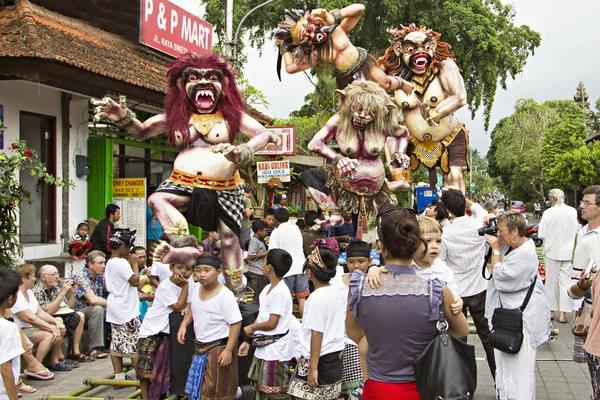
[82,378,140,387]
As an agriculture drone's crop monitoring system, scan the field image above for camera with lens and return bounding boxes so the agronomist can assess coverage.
[478,218,498,236]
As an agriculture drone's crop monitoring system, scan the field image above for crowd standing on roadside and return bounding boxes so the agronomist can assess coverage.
[5,189,600,400]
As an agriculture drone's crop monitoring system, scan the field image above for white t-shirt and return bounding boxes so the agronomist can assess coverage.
[268,222,306,277]
[105,258,140,324]
[11,289,39,329]
[139,279,183,338]
[254,282,294,361]
[332,271,356,346]
[150,262,172,283]
[0,319,24,399]
[414,258,459,297]
[191,284,242,343]
[298,284,345,358]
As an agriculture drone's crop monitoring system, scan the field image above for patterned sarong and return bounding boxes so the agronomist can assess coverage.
[185,344,238,400]
[137,334,171,400]
[341,344,362,394]
[110,317,141,357]
[287,352,343,400]
[248,356,291,394]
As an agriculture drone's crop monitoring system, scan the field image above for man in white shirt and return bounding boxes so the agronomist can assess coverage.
[538,188,579,323]
[440,188,496,378]
[268,207,309,316]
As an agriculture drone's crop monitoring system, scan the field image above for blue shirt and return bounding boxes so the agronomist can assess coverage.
[71,268,108,311]
[146,204,163,242]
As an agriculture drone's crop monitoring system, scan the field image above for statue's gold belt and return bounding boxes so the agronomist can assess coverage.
[169,169,241,190]
[409,122,466,169]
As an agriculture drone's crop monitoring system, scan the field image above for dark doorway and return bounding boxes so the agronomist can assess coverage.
[19,112,57,243]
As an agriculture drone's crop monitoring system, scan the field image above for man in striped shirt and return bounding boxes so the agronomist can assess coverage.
[440,188,496,378]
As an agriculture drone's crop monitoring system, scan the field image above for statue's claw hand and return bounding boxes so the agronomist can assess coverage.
[153,241,171,262]
[419,102,440,127]
[389,152,411,169]
[336,157,360,178]
[212,143,253,164]
[310,9,327,24]
[91,96,127,122]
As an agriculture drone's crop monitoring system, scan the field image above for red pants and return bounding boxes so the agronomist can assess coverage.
[70,242,92,256]
[363,379,421,400]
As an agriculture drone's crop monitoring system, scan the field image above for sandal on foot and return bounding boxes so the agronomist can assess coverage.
[89,350,108,359]
[24,369,54,381]
[49,361,73,372]
[17,383,36,394]
[68,353,95,362]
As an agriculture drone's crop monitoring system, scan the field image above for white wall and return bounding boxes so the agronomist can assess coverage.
[0,81,89,259]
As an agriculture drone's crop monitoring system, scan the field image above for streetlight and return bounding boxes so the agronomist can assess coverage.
[231,0,280,60]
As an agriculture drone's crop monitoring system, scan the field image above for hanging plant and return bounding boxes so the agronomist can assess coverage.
[0,140,74,267]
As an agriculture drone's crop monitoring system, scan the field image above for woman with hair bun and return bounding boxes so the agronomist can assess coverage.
[346,208,468,399]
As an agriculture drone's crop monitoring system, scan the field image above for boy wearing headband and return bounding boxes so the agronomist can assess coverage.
[245,249,295,399]
[178,255,242,400]
[288,246,345,399]
[104,228,140,382]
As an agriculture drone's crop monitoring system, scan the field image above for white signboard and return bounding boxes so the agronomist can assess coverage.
[255,126,296,156]
[112,178,147,250]
[257,161,290,184]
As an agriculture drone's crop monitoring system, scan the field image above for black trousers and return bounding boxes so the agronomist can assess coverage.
[461,290,496,379]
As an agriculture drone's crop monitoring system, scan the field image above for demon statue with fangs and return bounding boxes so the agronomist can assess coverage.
[92,52,277,294]
[378,24,470,192]
[298,81,410,240]
[275,4,412,94]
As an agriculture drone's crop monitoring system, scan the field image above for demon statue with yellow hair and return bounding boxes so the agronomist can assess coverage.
[298,81,410,240]
[378,24,470,192]
[275,4,412,94]
[92,52,277,294]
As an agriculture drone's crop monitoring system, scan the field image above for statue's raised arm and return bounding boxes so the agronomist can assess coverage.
[274,5,413,93]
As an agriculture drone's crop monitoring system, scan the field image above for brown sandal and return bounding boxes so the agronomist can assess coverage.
[69,353,96,362]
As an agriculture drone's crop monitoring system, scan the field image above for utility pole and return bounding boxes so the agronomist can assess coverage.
[225,0,233,58]
[232,0,279,60]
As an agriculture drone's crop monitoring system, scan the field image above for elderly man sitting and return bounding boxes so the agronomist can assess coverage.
[32,265,95,362]
[71,250,109,359]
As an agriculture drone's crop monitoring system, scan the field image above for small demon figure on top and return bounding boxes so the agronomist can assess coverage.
[378,24,470,192]
[92,52,277,293]
[275,4,412,94]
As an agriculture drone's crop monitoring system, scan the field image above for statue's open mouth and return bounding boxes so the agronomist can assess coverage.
[194,87,216,112]
[352,116,371,130]
[411,54,430,72]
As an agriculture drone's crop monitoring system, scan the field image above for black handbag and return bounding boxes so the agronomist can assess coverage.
[413,297,477,400]
[488,276,537,354]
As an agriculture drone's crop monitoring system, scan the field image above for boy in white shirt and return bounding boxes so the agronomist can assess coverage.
[137,262,192,400]
[178,255,242,400]
[288,246,345,400]
[244,249,294,398]
[105,229,140,381]
[0,268,25,400]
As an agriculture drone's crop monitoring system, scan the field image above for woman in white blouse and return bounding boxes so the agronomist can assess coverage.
[9,264,71,372]
[483,211,551,400]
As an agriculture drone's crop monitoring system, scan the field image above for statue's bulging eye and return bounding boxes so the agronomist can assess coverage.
[188,74,197,81]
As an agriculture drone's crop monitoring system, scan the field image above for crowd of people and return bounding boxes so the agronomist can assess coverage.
[2,185,600,400]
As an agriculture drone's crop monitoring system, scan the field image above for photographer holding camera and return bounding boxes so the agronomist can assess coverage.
[440,188,497,378]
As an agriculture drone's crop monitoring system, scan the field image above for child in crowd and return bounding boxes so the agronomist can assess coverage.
[137,262,192,400]
[105,229,140,381]
[288,246,345,400]
[367,216,463,310]
[68,221,93,260]
[246,220,270,301]
[338,241,370,399]
[0,268,25,400]
[245,249,294,399]
[178,255,242,400]
[263,208,277,246]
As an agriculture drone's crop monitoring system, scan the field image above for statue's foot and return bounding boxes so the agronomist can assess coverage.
[153,241,200,267]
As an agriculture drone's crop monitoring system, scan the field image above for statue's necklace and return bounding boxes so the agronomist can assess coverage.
[189,111,224,136]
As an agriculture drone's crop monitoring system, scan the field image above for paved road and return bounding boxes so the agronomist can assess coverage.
[21,316,590,400]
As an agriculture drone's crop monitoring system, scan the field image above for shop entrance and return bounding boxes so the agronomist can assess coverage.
[19,112,57,243]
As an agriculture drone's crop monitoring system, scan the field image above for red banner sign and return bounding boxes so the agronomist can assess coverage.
[139,0,213,58]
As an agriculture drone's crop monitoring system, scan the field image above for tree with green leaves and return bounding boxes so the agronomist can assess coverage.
[486,98,555,200]
[206,0,540,127]
[547,141,600,188]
